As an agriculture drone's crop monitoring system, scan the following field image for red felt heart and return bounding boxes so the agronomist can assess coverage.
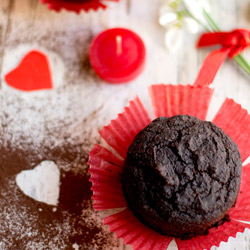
[5,50,53,91]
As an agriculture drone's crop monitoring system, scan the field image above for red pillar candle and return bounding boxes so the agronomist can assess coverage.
[89,28,146,84]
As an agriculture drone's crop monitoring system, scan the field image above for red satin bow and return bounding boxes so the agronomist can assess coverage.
[194,29,250,86]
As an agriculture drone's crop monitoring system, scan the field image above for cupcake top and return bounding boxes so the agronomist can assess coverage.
[121,115,242,239]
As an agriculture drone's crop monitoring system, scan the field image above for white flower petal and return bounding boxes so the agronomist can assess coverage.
[183,17,200,33]
[164,26,183,52]
[159,12,178,27]
[182,0,204,19]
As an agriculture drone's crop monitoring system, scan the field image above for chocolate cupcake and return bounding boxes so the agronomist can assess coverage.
[89,84,250,250]
[121,115,242,239]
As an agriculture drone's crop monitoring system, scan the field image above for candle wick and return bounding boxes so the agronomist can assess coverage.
[116,35,122,56]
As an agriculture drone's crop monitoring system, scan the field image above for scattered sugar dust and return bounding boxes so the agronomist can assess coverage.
[0,23,121,250]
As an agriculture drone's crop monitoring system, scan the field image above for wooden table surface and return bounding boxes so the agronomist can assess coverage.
[1,0,250,249]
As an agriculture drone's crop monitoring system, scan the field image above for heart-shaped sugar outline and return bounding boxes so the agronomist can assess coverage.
[16,161,60,206]
[5,50,53,91]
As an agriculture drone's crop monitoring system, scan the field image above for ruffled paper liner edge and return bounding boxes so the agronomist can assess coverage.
[40,0,119,13]
[175,219,250,250]
[99,96,151,159]
[149,84,214,121]
[213,98,250,163]
[103,208,173,250]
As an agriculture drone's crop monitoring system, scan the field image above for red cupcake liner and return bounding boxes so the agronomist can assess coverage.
[176,220,250,250]
[88,84,250,250]
[213,98,250,163]
[41,0,119,13]
[104,208,172,250]
[228,163,250,221]
[88,145,126,210]
[99,96,151,159]
[149,84,214,121]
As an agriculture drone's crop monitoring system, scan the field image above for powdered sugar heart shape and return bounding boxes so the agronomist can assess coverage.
[5,50,53,91]
[16,161,60,206]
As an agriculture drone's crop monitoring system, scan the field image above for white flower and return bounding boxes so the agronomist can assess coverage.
[159,0,210,52]
[164,26,183,52]
[159,11,178,27]
[183,16,200,33]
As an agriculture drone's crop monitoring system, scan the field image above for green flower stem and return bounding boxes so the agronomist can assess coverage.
[234,55,250,75]
[185,9,210,31]
[202,9,219,31]
[188,8,250,76]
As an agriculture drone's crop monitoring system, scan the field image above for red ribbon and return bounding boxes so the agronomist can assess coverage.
[194,29,250,86]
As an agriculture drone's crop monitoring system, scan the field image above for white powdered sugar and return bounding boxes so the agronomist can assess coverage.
[16,160,60,206]
[0,41,119,249]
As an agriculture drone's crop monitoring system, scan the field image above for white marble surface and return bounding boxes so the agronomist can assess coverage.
[1,0,250,249]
